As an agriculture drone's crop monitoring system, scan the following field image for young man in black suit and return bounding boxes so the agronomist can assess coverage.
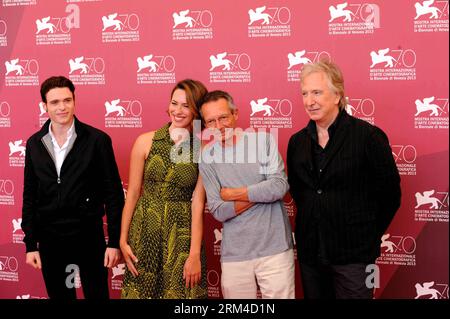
[287,60,401,299]
[22,76,124,299]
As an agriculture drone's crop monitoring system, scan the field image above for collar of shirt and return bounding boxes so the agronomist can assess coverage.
[306,109,345,143]
[48,120,75,176]
[49,120,75,150]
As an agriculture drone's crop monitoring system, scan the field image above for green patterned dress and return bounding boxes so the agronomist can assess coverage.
[121,124,207,299]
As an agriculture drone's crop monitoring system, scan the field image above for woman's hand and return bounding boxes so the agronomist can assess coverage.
[120,242,139,277]
[183,254,201,288]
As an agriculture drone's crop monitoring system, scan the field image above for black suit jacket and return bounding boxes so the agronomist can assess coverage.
[21,117,124,252]
[287,111,401,264]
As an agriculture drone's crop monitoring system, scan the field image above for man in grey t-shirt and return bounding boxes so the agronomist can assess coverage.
[199,90,295,299]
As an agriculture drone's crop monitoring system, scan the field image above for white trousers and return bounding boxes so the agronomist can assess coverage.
[221,249,295,299]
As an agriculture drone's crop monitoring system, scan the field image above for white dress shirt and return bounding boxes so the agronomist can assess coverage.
[48,121,75,176]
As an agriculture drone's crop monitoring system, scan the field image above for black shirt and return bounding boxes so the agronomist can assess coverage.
[306,110,343,176]
[305,110,345,264]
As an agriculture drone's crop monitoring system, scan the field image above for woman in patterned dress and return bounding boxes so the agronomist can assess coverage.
[120,79,208,298]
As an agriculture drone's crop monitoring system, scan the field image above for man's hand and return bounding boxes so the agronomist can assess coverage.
[220,187,254,215]
[26,251,42,270]
[235,201,255,215]
[104,247,121,268]
[220,187,249,201]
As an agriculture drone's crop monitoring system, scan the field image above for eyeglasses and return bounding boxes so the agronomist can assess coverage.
[204,114,232,128]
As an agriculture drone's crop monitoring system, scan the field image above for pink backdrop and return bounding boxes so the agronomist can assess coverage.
[0,0,448,299]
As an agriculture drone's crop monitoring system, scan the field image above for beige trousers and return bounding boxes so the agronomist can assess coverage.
[221,249,295,299]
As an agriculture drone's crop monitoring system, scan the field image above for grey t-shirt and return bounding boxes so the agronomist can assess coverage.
[199,131,293,262]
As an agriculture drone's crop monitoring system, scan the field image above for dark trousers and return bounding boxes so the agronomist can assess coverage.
[39,223,109,299]
[299,262,374,299]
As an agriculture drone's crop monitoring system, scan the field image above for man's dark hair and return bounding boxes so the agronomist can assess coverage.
[40,76,75,103]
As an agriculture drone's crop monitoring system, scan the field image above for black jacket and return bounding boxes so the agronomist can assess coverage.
[287,111,401,264]
[21,117,124,252]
